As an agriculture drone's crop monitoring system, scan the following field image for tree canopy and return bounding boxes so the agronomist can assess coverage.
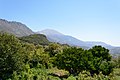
[54,46,113,75]
[0,33,116,80]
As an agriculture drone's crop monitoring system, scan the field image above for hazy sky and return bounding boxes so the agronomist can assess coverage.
[0,0,120,46]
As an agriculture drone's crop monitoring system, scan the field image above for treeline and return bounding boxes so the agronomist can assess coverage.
[0,33,119,80]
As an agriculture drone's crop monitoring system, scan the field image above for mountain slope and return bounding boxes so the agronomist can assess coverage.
[86,41,114,49]
[0,19,34,37]
[110,47,120,55]
[19,34,50,45]
[37,29,90,48]
[38,29,120,55]
[37,29,114,49]
[39,29,63,36]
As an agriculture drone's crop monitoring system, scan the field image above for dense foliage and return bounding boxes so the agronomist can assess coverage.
[0,33,25,79]
[0,33,119,80]
[54,46,113,75]
[19,34,50,45]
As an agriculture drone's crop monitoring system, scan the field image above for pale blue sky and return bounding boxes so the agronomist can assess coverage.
[0,0,120,46]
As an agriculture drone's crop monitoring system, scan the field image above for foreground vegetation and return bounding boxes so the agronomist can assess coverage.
[0,33,120,80]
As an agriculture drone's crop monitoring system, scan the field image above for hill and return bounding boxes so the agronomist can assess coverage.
[19,34,50,45]
[0,19,34,37]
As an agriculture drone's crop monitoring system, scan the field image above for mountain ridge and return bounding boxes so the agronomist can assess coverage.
[0,19,34,37]
[37,29,64,36]
[85,41,114,49]
[37,29,90,48]
[0,19,119,55]
[38,29,120,55]
[37,29,114,49]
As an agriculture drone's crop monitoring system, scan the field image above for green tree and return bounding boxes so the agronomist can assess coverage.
[89,46,111,61]
[0,33,25,79]
[28,45,51,69]
[118,56,120,68]
[22,43,36,64]
[89,46,113,75]
[54,46,114,75]
[54,47,86,75]
[45,43,62,57]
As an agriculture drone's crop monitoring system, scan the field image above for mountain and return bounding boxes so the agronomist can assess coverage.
[37,29,114,49]
[0,18,119,54]
[110,47,120,55]
[37,29,89,48]
[86,41,114,49]
[39,29,63,36]
[19,34,50,45]
[0,19,34,37]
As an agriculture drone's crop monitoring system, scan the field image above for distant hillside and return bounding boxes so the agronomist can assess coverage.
[37,29,114,49]
[1,18,119,55]
[19,34,50,45]
[37,29,89,48]
[86,41,114,49]
[37,29,120,55]
[39,29,63,36]
[0,19,34,37]
[110,47,120,55]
